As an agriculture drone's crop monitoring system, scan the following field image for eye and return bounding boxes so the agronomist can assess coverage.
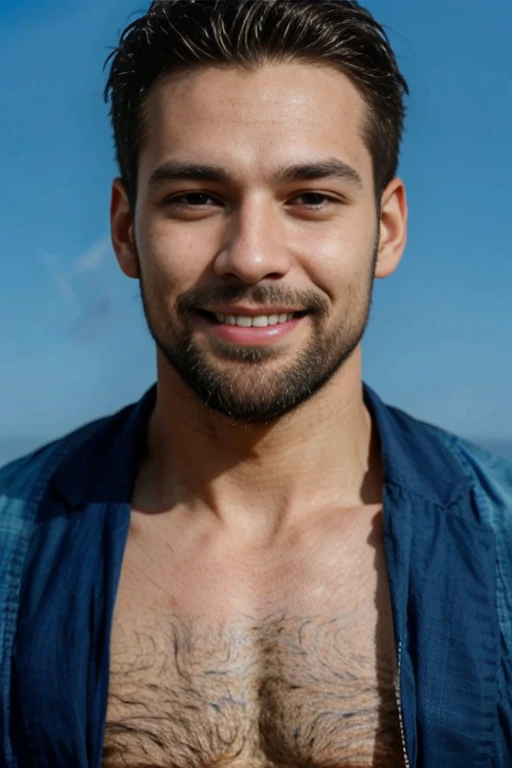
[163,191,340,210]
[165,192,220,208]
[292,192,339,209]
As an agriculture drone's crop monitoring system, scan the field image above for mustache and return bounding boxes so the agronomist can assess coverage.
[176,284,329,315]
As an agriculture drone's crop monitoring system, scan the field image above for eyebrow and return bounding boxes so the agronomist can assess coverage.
[148,157,363,190]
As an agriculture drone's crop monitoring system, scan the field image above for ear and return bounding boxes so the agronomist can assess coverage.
[374,177,408,279]
[110,178,139,279]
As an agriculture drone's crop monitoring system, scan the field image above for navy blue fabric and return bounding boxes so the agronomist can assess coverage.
[10,387,156,767]
[11,497,130,767]
[371,397,499,768]
[1,382,510,767]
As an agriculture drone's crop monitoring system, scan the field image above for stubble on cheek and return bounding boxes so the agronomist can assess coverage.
[134,222,379,421]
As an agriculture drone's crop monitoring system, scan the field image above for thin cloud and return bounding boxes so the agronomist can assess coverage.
[39,235,112,304]
[71,295,114,342]
[38,251,80,308]
[39,236,119,341]
[74,236,111,274]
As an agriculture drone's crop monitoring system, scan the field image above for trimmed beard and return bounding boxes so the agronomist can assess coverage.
[136,235,379,424]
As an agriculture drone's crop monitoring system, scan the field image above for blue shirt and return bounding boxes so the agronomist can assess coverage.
[1,381,511,767]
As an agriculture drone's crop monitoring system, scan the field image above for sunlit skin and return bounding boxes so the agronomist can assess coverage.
[110,61,407,543]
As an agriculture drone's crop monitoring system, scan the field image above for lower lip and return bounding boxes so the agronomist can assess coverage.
[196,313,304,345]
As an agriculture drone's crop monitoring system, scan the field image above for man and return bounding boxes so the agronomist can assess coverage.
[1,0,511,765]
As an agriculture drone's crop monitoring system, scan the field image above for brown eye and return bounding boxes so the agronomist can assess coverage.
[292,193,338,208]
[166,193,219,207]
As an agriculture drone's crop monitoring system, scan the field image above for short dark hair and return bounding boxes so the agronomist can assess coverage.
[104,0,409,208]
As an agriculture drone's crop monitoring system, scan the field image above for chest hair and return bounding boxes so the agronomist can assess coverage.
[103,610,404,768]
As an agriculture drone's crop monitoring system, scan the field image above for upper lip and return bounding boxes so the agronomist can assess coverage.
[200,306,303,317]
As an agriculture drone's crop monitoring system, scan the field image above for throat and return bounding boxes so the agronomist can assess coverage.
[140,380,382,525]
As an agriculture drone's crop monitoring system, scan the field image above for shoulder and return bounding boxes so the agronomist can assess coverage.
[426,423,511,498]
[0,412,119,503]
[0,386,153,519]
[366,382,511,515]
[416,418,512,524]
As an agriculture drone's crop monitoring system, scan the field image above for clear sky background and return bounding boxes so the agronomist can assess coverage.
[1,0,511,465]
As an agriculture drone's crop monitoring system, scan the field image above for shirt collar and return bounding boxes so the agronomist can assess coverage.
[52,383,157,509]
[363,383,473,506]
[52,381,471,510]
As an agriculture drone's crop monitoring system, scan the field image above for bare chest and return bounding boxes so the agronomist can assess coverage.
[103,509,406,768]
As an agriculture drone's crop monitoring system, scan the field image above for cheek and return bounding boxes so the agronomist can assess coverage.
[296,228,373,300]
[139,224,211,290]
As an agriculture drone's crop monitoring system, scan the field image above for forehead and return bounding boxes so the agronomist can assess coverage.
[139,61,372,184]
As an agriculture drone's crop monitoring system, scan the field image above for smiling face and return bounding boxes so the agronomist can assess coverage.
[111,61,406,422]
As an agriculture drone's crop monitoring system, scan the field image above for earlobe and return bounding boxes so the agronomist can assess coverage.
[110,178,140,279]
[374,178,408,279]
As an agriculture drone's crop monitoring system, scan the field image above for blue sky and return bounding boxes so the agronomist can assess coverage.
[1,0,511,464]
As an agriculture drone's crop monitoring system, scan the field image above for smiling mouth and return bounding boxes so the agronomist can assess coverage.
[198,310,307,327]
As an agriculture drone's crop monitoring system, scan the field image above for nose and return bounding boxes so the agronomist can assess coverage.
[212,197,293,284]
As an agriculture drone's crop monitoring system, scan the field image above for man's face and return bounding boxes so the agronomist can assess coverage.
[132,62,381,422]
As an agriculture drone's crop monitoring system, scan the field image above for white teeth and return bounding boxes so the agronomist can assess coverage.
[214,312,297,327]
[252,316,269,327]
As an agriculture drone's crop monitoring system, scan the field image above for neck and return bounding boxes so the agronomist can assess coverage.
[135,346,383,537]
